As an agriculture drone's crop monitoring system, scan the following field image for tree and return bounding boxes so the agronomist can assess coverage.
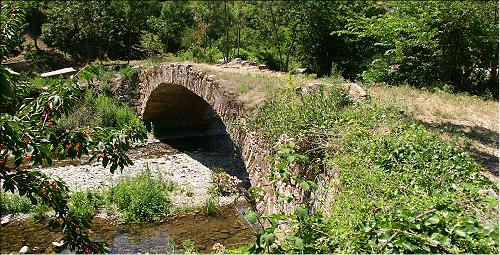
[1,2,146,252]
[346,1,499,95]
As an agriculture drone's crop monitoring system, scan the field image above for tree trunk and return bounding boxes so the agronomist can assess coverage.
[269,2,283,70]
[127,28,131,64]
[224,0,229,63]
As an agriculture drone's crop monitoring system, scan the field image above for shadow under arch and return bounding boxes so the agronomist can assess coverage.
[142,82,250,187]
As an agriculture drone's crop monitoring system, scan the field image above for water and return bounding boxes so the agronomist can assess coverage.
[0,204,255,254]
[1,134,255,253]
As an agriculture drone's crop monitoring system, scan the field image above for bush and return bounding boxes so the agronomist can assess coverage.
[250,100,498,254]
[353,1,498,96]
[68,191,103,223]
[60,88,146,134]
[323,106,499,253]
[106,169,175,222]
[180,46,222,64]
[252,86,351,142]
[0,190,33,215]
[203,195,220,217]
[118,66,139,83]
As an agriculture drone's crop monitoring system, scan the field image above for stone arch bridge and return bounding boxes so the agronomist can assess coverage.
[116,63,292,213]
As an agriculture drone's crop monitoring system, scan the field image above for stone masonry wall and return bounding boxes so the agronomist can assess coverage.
[131,63,305,214]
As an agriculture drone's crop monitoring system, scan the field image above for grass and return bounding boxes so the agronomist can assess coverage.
[0,190,34,215]
[321,101,498,253]
[194,62,497,178]
[179,239,198,254]
[202,195,220,217]
[226,244,252,254]
[59,89,146,133]
[68,191,103,223]
[245,76,498,253]
[1,169,177,224]
[367,83,498,132]
[106,169,175,222]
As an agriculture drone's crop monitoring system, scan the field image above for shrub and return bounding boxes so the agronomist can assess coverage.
[118,66,139,83]
[249,100,498,254]
[68,191,103,223]
[179,239,198,254]
[106,169,175,222]
[252,86,351,142]
[180,46,223,64]
[0,190,33,215]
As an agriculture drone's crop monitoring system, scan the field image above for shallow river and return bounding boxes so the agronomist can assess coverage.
[0,203,255,253]
[0,135,256,253]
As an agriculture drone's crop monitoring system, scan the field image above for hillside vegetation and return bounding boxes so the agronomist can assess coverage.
[5,0,499,97]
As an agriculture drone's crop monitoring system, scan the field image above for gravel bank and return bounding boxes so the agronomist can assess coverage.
[36,147,246,207]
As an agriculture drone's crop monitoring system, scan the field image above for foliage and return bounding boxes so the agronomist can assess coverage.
[0,1,29,61]
[0,189,33,215]
[106,169,174,222]
[247,85,498,253]
[68,191,103,224]
[252,84,350,142]
[1,8,146,249]
[40,0,161,61]
[58,63,146,135]
[118,65,140,83]
[344,1,498,95]
[203,195,220,217]
[226,244,252,254]
[16,1,496,96]
[179,239,198,254]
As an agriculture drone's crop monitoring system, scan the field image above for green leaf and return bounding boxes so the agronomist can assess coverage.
[439,236,450,246]
[300,181,310,191]
[26,144,34,154]
[401,241,414,251]
[427,216,440,225]
[97,142,105,150]
[295,205,308,219]
[294,236,304,250]
[245,211,259,224]
[455,228,467,237]
[263,233,275,245]
[110,163,118,173]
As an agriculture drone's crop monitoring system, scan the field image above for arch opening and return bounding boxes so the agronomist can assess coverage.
[143,83,226,139]
[142,82,250,186]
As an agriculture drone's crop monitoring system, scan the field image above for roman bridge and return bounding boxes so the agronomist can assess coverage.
[117,63,294,213]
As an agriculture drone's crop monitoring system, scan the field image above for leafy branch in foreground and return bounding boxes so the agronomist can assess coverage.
[0,65,146,253]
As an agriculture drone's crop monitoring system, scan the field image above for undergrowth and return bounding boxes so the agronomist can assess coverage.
[58,63,146,134]
[247,83,499,253]
[106,168,175,222]
[1,169,176,224]
[0,190,34,215]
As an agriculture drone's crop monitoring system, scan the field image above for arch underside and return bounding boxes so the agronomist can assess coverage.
[142,83,226,139]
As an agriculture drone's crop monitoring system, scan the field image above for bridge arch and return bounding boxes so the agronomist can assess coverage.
[134,63,302,214]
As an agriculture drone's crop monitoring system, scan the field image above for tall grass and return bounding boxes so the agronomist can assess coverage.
[0,190,33,215]
[106,169,175,222]
[252,86,351,142]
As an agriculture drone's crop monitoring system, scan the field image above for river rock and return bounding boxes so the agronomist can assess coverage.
[1,214,11,225]
[52,240,65,247]
[19,246,29,254]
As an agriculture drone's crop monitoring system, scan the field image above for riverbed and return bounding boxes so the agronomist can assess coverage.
[0,135,256,253]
